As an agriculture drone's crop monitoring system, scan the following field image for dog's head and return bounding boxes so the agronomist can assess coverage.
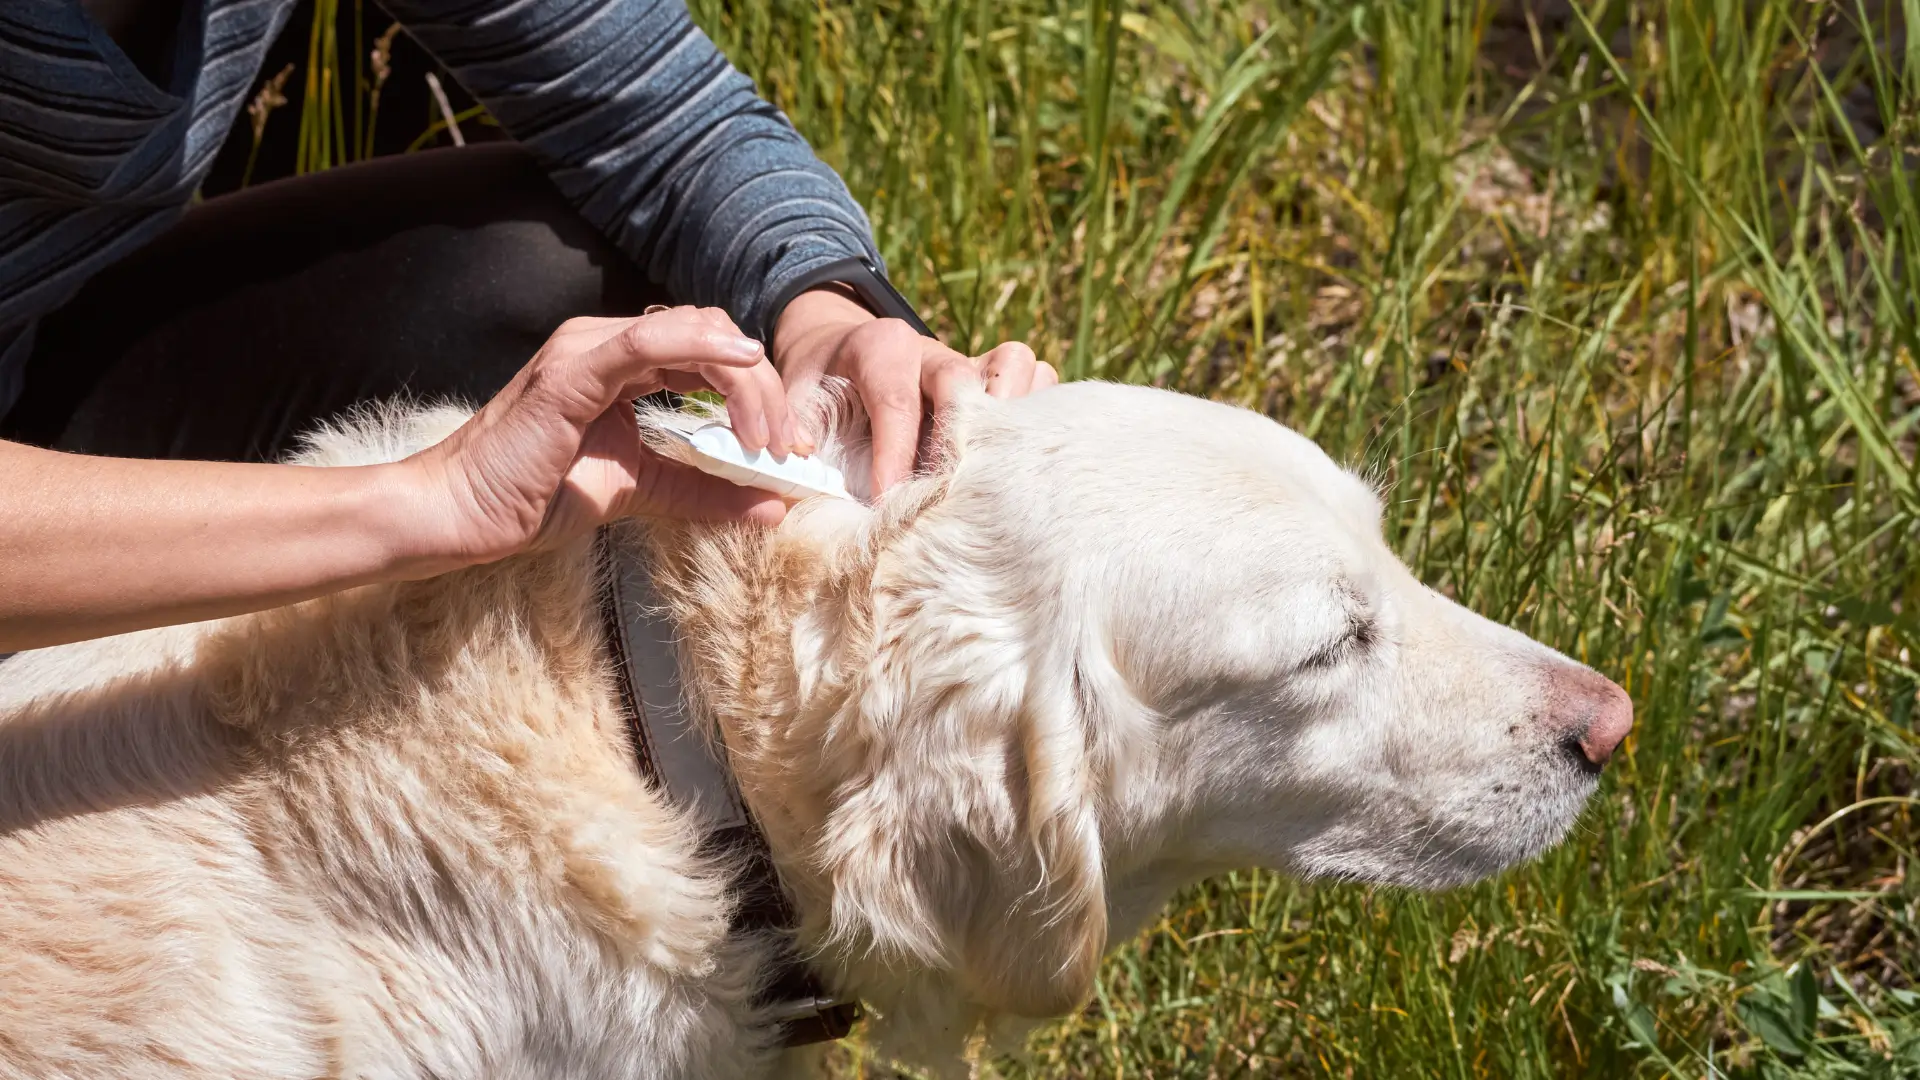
[669,380,1628,1048]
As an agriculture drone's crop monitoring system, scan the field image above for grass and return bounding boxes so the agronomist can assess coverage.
[251,0,1920,1074]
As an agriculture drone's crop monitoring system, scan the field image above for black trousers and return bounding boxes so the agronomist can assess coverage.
[0,144,669,463]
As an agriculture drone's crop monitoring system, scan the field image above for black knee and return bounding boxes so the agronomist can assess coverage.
[9,144,667,462]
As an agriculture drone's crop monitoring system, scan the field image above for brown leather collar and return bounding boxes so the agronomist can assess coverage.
[594,529,860,1047]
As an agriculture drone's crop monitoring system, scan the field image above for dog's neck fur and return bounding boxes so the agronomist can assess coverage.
[636,476,941,942]
[635,438,1178,1069]
[636,452,1077,1062]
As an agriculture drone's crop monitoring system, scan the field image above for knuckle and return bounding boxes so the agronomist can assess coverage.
[851,317,921,350]
[993,340,1038,365]
[871,383,920,414]
[619,318,664,354]
[697,306,742,334]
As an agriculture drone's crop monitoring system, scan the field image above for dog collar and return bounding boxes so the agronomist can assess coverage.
[594,528,861,1047]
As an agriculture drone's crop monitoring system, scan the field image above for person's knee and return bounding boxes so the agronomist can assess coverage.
[16,144,670,461]
[281,145,665,342]
[421,215,663,341]
[376,144,666,321]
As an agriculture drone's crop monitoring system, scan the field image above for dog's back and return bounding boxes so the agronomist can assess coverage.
[0,541,768,1079]
[0,614,358,1075]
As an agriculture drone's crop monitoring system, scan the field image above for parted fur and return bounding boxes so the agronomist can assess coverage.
[0,382,1621,1078]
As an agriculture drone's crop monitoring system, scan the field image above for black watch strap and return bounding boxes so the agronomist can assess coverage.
[769,256,936,340]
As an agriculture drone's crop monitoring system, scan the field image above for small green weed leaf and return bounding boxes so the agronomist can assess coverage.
[1702,591,1732,634]
[1739,994,1811,1060]
[1835,598,1900,628]
[1613,983,1661,1051]
[1791,964,1823,1037]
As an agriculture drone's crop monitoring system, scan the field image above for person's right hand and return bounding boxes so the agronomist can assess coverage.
[404,305,797,572]
[771,288,1057,494]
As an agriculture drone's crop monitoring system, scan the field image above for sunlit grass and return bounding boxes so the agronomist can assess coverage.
[688,0,1919,1074]
[261,0,1920,1073]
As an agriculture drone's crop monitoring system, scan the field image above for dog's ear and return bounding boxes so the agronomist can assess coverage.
[951,655,1108,1016]
[955,699,1109,1017]
[814,558,1108,1018]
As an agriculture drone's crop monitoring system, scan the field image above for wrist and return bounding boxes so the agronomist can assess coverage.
[772,286,876,372]
[353,459,476,583]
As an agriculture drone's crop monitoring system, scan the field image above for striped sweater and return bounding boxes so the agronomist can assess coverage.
[0,0,883,419]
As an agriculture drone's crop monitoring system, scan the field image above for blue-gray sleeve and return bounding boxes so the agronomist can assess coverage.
[381,0,885,342]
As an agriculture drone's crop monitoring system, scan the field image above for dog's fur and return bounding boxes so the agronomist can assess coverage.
[0,381,1623,1078]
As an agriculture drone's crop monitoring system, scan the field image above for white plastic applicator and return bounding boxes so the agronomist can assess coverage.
[650,418,855,502]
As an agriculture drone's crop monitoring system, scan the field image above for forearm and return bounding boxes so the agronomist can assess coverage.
[386,0,883,339]
[0,441,444,652]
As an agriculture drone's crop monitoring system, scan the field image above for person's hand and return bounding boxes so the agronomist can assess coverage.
[771,287,1058,493]
[407,306,796,570]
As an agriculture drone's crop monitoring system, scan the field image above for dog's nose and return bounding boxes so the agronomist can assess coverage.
[1548,665,1634,768]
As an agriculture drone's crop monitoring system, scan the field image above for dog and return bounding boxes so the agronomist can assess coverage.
[0,380,1630,1078]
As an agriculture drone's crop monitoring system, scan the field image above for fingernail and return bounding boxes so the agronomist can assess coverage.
[724,335,764,360]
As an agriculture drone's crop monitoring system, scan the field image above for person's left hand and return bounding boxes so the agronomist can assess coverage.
[771,287,1058,494]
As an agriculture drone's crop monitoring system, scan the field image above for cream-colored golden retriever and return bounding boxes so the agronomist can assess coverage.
[0,381,1630,1079]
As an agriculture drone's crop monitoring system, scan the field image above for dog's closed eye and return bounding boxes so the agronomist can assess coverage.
[1297,599,1379,673]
